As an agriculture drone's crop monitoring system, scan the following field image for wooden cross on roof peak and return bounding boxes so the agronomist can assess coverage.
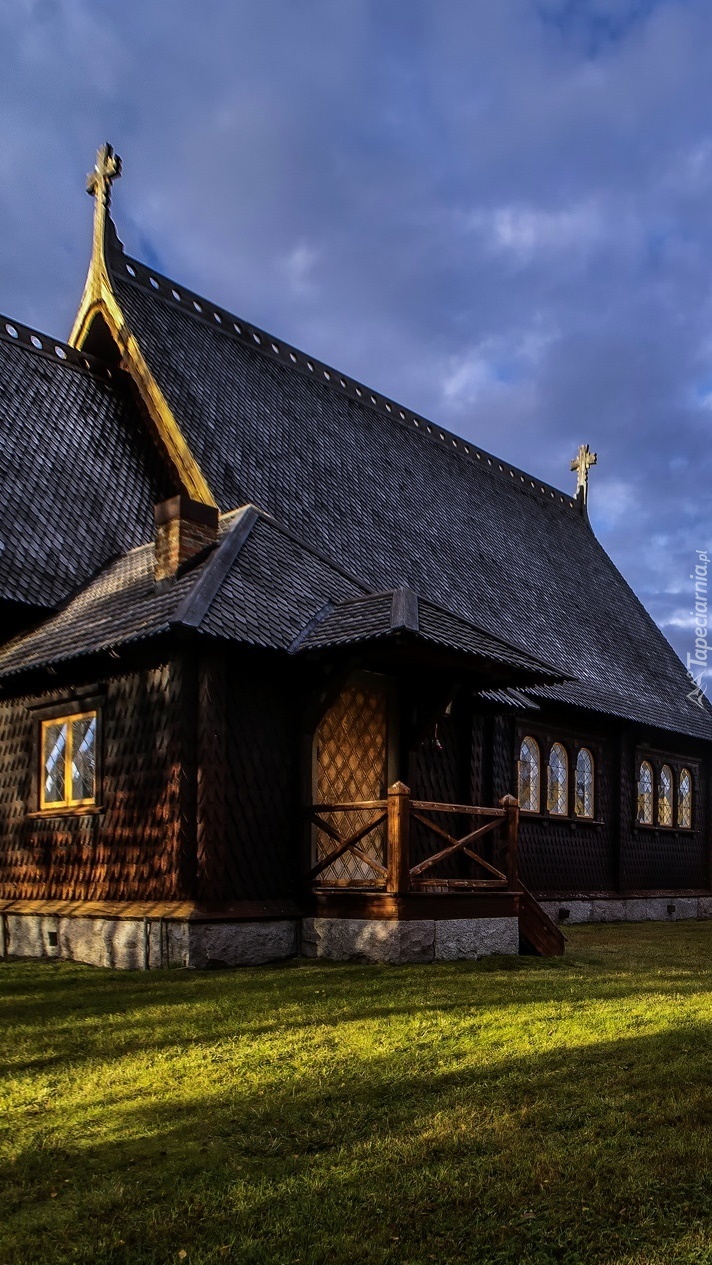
[570,443,597,504]
[86,143,122,206]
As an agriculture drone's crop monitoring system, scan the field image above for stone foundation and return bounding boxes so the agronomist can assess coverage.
[6,896,709,969]
[539,896,712,925]
[1,913,297,970]
[301,916,519,963]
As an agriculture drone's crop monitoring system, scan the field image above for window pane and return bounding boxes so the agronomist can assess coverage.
[43,722,67,805]
[637,761,653,824]
[679,769,692,829]
[518,737,540,812]
[658,764,673,826]
[547,743,568,815]
[575,748,594,818]
[71,715,96,802]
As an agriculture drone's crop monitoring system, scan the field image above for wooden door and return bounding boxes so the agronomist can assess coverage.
[312,675,389,883]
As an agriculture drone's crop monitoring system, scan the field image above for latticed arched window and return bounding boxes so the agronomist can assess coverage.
[678,768,693,829]
[547,742,568,815]
[518,736,541,812]
[575,748,594,818]
[658,764,673,826]
[637,761,653,823]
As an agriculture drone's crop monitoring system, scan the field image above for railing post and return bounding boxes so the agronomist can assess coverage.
[387,781,411,894]
[499,794,520,887]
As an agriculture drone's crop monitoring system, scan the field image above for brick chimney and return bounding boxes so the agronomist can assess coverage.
[154,495,219,582]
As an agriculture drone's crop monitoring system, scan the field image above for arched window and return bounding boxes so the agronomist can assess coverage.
[518,736,541,812]
[637,761,653,823]
[678,769,693,829]
[658,764,673,826]
[547,742,568,815]
[575,748,594,818]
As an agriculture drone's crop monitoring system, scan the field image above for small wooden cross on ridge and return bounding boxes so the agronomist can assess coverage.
[86,143,122,204]
[570,443,597,503]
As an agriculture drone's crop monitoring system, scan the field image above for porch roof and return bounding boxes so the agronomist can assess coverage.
[293,588,564,684]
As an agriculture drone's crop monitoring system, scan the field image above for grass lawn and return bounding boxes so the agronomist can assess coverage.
[3,926,712,1264]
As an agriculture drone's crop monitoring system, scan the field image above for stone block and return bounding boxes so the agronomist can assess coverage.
[537,903,558,923]
[102,920,146,970]
[5,913,213,970]
[698,897,712,920]
[624,899,649,922]
[6,914,45,958]
[301,918,435,963]
[434,917,519,960]
[644,897,698,922]
[187,920,297,969]
[59,916,106,968]
[591,900,627,922]
[165,922,191,968]
[670,898,699,921]
[553,901,593,925]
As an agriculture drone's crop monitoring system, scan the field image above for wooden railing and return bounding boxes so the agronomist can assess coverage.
[307,782,520,893]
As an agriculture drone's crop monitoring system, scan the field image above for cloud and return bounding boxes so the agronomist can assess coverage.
[0,0,711,668]
[469,200,604,260]
[283,243,320,299]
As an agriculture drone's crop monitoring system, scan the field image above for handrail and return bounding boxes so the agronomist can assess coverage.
[309,799,388,813]
[308,784,520,893]
[410,800,506,816]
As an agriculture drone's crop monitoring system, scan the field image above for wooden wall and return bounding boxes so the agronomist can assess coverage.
[0,654,708,908]
[0,659,190,902]
[201,652,301,906]
[502,709,710,895]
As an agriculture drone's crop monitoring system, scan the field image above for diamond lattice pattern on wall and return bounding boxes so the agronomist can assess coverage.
[314,679,388,883]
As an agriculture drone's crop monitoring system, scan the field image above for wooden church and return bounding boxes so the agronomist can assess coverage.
[0,145,710,968]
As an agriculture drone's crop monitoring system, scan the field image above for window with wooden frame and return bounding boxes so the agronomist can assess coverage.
[657,764,674,827]
[547,742,568,816]
[518,736,541,812]
[40,712,97,810]
[575,748,594,818]
[637,760,654,824]
[678,768,693,829]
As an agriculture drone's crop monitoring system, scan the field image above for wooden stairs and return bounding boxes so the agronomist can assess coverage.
[515,881,566,956]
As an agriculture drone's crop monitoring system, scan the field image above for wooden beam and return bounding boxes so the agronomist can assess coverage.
[411,800,506,816]
[387,782,411,895]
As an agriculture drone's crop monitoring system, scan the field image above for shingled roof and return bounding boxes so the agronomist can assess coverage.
[0,315,171,612]
[0,507,563,687]
[95,232,711,741]
[296,587,561,677]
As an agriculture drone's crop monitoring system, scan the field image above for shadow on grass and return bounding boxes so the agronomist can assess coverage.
[4,931,712,1082]
[5,942,712,1262]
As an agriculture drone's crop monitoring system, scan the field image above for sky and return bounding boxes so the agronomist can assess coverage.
[1,0,711,681]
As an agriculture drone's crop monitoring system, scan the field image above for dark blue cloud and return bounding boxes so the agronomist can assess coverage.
[0,0,710,679]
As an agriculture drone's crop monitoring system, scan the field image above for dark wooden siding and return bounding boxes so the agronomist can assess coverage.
[516,719,618,893]
[408,691,481,878]
[0,660,189,902]
[1,650,708,907]
[214,654,301,904]
[618,731,709,891]
[506,711,710,894]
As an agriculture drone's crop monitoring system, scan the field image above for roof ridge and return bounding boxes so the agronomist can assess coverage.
[0,313,116,382]
[247,507,374,595]
[288,600,335,654]
[172,505,259,630]
[108,250,580,516]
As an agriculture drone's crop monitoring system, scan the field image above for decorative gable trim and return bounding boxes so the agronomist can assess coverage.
[68,144,216,509]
